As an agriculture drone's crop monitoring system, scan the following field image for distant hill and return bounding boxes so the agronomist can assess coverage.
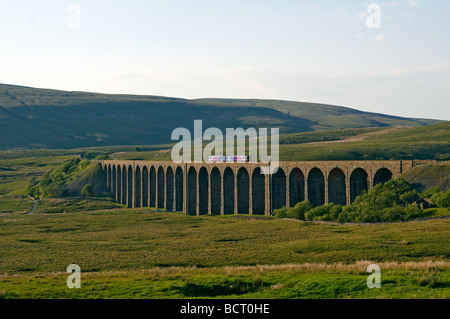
[0,83,441,150]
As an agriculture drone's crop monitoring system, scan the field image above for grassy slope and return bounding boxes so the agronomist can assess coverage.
[278,122,450,161]
[0,152,123,213]
[402,164,450,192]
[112,122,450,161]
[0,153,75,212]
[0,154,77,197]
[279,127,384,144]
[0,211,448,298]
[0,84,441,149]
[193,98,439,129]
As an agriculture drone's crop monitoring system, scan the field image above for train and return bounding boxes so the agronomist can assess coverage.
[208,156,249,163]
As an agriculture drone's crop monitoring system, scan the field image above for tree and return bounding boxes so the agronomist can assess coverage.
[340,178,425,222]
[81,184,93,197]
[432,190,450,208]
[422,187,441,199]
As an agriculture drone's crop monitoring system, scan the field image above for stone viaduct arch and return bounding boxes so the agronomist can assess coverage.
[175,167,183,212]
[121,165,127,206]
[150,166,156,207]
[350,168,368,203]
[272,168,286,210]
[187,167,197,215]
[210,167,221,215]
[289,168,305,208]
[166,166,174,211]
[374,168,393,186]
[101,160,421,216]
[142,166,148,207]
[237,167,250,214]
[252,167,265,215]
[135,166,141,208]
[199,167,208,215]
[328,168,346,206]
[223,167,234,215]
[308,168,325,207]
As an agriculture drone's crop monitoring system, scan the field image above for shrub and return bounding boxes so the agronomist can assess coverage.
[28,186,38,198]
[435,208,450,217]
[84,152,96,160]
[399,190,420,205]
[41,184,68,198]
[81,184,93,197]
[344,178,430,222]
[285,200,313,220]
[277,178,446,223]
[40,174,53,187]
[382,205,406,222]
[404,204,425,220]
[421,187,441,199]
[305,203,335,221]
[273,207,287,218]
[336,206,352,223]
[431,190,450,208]
[95,154,111,160]
[60,158,80,174]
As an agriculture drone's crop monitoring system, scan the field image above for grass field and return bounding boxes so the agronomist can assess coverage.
[0,122,448,299]
[0,210,448,298]
[1,263,448,299]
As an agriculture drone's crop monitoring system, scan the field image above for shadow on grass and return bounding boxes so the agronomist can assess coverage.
[176,278,269,297]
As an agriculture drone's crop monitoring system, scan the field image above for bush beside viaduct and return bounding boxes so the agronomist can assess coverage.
[100,160,431,216]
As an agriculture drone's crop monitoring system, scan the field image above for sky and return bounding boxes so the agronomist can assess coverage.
[0,0,449,120]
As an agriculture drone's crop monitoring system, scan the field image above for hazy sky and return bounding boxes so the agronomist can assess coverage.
[1,0,449,120]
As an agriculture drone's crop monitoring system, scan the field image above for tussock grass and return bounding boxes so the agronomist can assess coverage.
[4,261,448,278]
[221,261,450,274]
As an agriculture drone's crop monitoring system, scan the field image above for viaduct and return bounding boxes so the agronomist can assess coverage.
[100,160,428,216]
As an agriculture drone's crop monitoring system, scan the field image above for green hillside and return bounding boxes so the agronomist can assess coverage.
[278,122,450,161]
[402,164,450,192]
[112,122,450,161]
[193,98,439,130]
[0,84,440,150]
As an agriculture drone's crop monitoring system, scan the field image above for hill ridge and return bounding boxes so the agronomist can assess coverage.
[0,83,442,150]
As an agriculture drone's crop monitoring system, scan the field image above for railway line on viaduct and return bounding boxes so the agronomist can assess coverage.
[100,160,429,216]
